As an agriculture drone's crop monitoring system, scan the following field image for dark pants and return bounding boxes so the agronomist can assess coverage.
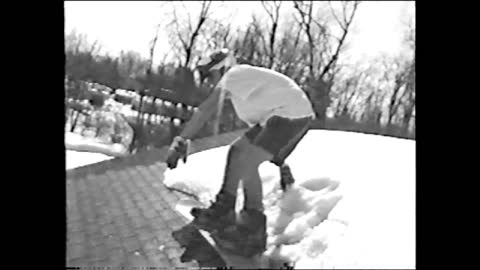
[244,115,313,165]
[220,115,313,211]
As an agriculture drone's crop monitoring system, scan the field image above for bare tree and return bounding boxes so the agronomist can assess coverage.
[148,24,162,75]
[277,28,301,74]
[353,56,392,125]
[65,30,104,81]
[65,29,102,56]
[271,15,308,80]
[332,66,374,120]
[293,0,315,77]
[334,77,355,117]
[231,15,269,67]
[386,15,415,129]
[400,60,415,130]
[199,18,234,52]
[261,1,282,68]
[320,1,360,79]
[116,50,149,91]
[166,1,213,68]
[216,21,232,49]
[400,15,415,131]
[387,70,407,126]
[231,26,251,61]
[250,14,269,65]
[293,1,360,125]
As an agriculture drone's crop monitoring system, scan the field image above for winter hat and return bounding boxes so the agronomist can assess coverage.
[196,48,236,74]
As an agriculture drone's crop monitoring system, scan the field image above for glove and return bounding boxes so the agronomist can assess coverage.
[279,164,295,192]
[166,136,190,169]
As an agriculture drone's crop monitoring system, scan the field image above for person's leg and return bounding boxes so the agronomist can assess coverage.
[215,116,311,255]
[218,135,266,196]
[242,165,264,212]
[244,115,312,200]
[231,135,283,212]
[270,121,311,166]
[190,125,266,232]
[219,115,311,214]
[270,116,312,190]
[222,142,272,255]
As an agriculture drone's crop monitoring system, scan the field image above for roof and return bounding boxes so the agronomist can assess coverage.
[66,129,246,268]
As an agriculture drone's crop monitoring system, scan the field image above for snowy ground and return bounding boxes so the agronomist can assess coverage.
[66,150,113,170]
[163,130,415,269]
[65,132,129,157]
[65,132,124,170]
[64,99,133,170]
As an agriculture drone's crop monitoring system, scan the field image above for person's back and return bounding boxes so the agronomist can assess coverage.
[219,64,314,126]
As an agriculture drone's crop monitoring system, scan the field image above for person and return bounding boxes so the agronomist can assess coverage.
[166,48,315,256]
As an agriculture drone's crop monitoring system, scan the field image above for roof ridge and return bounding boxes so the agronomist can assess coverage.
[66,129,247,179]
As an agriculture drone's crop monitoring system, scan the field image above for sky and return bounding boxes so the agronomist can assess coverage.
[64,1,415,67]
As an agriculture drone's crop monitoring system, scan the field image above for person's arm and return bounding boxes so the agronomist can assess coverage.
[178,88,222,140]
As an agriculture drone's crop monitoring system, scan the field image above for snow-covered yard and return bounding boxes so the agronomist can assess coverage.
[163,130,415,269]
[66,150,113,170]
[65,132,129,157]
[65,132,124,170]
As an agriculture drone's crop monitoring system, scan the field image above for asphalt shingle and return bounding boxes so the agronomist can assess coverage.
[66,129,245,268]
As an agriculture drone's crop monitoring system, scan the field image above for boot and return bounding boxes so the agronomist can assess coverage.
[213,208,267,257]
[280,164,295,191]
[190,191,236,232]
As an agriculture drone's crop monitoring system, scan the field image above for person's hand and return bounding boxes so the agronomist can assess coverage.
[280,164,295,191]
[166,136,190,169]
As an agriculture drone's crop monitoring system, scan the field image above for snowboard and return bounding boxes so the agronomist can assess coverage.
[174,198,269,269]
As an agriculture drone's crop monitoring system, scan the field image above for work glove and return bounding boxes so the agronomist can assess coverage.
[280,164,295,192]
[166,136,190,169]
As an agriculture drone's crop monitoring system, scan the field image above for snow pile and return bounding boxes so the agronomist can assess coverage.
[84,110,134,146]
[65,132,129,157]
[66,97,134,147]
[66,150,113,170]
[163,130,415,268]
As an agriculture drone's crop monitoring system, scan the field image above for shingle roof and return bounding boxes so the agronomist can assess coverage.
[66,129,246,268]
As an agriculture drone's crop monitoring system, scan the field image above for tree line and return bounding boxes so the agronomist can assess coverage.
[65,1,415,145]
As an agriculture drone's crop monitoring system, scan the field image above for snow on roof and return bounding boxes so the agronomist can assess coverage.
[163,130,415,268]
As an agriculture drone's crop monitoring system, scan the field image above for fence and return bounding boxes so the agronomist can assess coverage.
[65,78,415,157]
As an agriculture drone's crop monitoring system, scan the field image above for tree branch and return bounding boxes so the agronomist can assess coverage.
[222,22,232,47]
[251,14,268,57]
[341,1,348,26]
[148,24,162,74]
[307,0,313,25]
[261,1,275,20]
[171,8,188,52]
[262,0,282,68]
[329,1,346,32]
[320,1,359,79]
[293,1,315,77]
[183,0,212,67]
